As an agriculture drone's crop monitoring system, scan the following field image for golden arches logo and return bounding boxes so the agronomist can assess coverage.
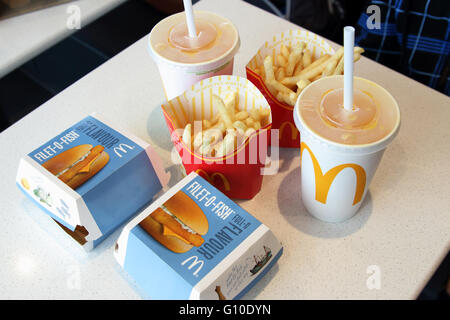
[279,121,299,141]
[195,169,231,191]
[300,142,366,205]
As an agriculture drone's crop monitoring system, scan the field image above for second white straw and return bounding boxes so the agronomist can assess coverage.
[343,26,355,111]
[183,0,197,38]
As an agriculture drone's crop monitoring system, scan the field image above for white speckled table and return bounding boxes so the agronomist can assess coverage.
[0,0,126,78]
[1,0,449,300]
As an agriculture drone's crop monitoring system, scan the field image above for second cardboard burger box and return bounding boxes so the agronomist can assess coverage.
[16,114,169,250]
[114,172,283,300]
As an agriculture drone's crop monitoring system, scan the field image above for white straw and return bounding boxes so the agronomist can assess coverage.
[343,26,355,111]
[183,0,197,38]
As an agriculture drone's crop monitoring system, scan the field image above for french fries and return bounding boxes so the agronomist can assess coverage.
[252,43,364,106]
[276,54,287,68]
[296,79,311,95]
[180,94,270,158]
[286,47,303,77]
[333,47,364,76]
[280,44,290,59]
[263,56,276,81]
[275,67,285,81]
[321,58,338,77]
[302,48,312,68]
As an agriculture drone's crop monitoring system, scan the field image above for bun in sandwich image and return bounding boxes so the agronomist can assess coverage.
[42,144,109,189]
[21,178,30,190]
[139,191,209,253]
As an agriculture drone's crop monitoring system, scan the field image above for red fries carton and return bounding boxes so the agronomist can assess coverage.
[246,29,334,148]
[161,76,272,199]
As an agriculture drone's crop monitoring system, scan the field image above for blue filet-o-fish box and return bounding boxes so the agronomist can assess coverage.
[16,113,169,251]
[114,172,283,299]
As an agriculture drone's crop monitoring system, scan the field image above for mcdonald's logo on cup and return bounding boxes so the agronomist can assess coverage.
[299,140,379,223]
[301,142,366,206]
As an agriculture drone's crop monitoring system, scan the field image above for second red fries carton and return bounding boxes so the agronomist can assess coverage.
[246,29,335,148]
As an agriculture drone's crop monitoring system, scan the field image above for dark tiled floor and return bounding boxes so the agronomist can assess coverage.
[73,0,166,58]
[0,0,167,132]
[0,69,53,127]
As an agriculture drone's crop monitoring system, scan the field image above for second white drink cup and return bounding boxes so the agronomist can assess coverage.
[294,76,401,222]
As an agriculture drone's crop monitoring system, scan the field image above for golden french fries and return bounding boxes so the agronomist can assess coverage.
[293,60,303,76]
[275,67,285,81]
[276,92,288,105]
[302,48,312,68]
[235,110,249,121]
[280,44,290,59]
[181,93,271,158]
[268,79,295,95]
[276,54,287,67]
[333,48,364,75]
[202,119,211,129]
[286,47,302,77]
[296,79,311,95]
[224,92,237,118]
[299,54,331,74]
[245,117,254,127]
[263,56,276,81]
[322,58,338,77]
[251,42,364,106]
[213,94,233,130]
[233,120,246,131]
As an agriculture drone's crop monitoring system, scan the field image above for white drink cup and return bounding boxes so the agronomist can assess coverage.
[293,76,401,222]
[148,11,240,101]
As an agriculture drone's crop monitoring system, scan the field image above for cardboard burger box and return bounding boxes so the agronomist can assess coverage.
[114,172,283,300]
[16,114,169,250]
